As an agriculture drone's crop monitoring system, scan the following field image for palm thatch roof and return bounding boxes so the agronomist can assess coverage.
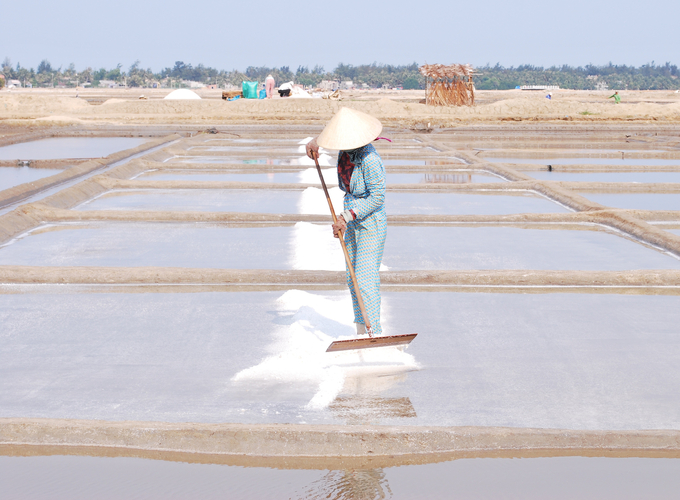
[419,64,475,79]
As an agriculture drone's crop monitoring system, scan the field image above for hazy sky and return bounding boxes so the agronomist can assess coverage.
[4,0,679,72]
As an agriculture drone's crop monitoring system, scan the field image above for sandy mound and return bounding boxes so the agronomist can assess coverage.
[0,94,90,115]
[100,98,128,106]
[2,89,679,125]
[33,115,88,124]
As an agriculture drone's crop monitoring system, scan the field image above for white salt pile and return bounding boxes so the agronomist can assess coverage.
[231,290,418,410]
[290,221,389,271]
[297,167,336,184]
[163,89,201,100]
[298,186,344,215]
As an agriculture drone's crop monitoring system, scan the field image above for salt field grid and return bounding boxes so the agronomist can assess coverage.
[2,125,680,465]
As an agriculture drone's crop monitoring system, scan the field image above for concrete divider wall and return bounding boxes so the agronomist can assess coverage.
[0,159,105,208]
[2,266,680,288]
[0,205,46,246]
[1,419,679,462]
[0,134,180,210]
[0,134,181,244]
[102,159,150,180]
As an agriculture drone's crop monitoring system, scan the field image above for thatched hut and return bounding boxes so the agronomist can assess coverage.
[419,64,475,106]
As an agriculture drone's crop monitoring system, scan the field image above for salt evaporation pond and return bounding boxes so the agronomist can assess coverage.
[135,169,504,184]
[77,189,566,215]
[382,158,466,166]
[0,137,148,160]
[580,193,680,211]
[168,156,332,166]
[1,454,678,500]
[386,191,567,215]
[169,156,465,167]
[136,170,309,183]
[1,222,678,271]
[0,166,62,192]
[78,189,310,214]
[187,146,302,153]
[484,157,680,167]
[203,138,301,143]
[2,288,680,430]
[529,171,680,183]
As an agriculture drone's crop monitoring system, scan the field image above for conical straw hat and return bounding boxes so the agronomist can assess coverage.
[317,107,382,151]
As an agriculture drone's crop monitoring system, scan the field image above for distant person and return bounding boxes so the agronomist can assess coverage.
[608,91,621,104]
[278,81,294,97]
[265,74,275,99]
[546,92,552,100]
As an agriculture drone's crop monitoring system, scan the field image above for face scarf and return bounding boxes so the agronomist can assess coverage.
[338,140,388,189]
[339,147,365,189]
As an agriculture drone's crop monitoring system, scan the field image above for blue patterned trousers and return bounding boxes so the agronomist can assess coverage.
[344,209,387,335]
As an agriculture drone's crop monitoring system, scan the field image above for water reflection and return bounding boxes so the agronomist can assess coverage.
[330,395,417,423]
[295,469,392,500]
[422,172,473,183]
[330,371,417,424]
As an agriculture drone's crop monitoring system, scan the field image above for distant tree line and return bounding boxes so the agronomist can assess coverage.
[2,57,679,91]
[475,63,680,90]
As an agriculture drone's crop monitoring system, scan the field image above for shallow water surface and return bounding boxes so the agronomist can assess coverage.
[168,156,332,166]
[0,137,148,160]
[580,193,680,211]
[135,170,504,185]
[0,455,678,500]
[136,170,306,183]
[77,189,566,215]
[167,156,465,167]
[1,288,680,429]
[2,222,675,270]
[0,167,62,192]
[486,157,680,167]
[529,171,680,183]
[382,158,465,166]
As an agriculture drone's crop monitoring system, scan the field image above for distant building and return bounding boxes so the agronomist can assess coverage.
[520,85,560,90]
[98,80,120,88]
[8,79,22,88]
[186,81,205,89]
[340,81,354,90]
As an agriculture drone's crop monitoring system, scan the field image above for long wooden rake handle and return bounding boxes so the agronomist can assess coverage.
[312,153,374,337]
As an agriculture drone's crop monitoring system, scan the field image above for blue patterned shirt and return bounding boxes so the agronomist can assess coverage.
[337,143,386,221]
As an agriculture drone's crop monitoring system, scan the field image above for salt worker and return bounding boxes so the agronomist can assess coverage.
[265,74,275,99]
[306,108,386,336]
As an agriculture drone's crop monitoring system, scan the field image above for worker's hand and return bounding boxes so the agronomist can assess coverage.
[306,138,320,160]
[332,216,347,238]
